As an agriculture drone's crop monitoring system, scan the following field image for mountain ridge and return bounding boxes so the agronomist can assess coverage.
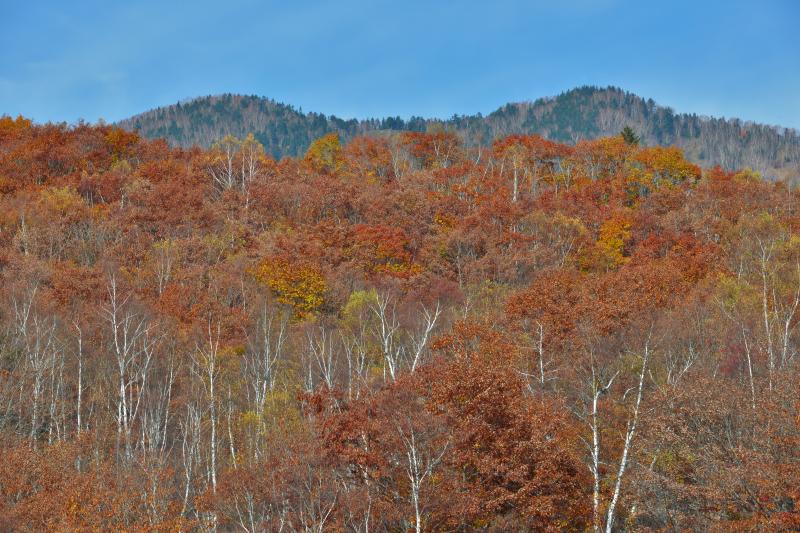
[118,86,800,181]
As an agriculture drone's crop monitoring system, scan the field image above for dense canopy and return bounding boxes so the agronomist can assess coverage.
[0,115,798,530]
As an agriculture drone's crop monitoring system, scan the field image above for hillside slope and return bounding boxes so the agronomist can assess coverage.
[119,86,800,181]
[2,115,800,531]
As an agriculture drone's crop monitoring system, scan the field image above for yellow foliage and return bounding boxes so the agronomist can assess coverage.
[254,257,326,318]
[596,214,632,269]
[109,158,132,174]
[239,387,303,435]
[342,288,378,325]
[240,410,262,429]
[39,186,88,222]
[716,273,753,311]
[631,146,701,187]
[305,133,343,173]
[434,212,456,232]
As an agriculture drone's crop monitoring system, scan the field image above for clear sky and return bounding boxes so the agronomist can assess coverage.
[2,0,799,128]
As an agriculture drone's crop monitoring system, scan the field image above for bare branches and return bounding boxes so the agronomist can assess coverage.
[102,275,157,461]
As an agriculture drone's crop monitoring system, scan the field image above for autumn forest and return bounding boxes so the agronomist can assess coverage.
[1,115,799,531]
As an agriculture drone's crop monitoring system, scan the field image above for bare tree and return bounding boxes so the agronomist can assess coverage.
[407,301,441,373]
[340,324,370,401]
[12,290,59,445]
[396,422,449,533]
[371,292,403,382]
[190,320,222,493]
[180,402,202,518]
[207,135,240,190]
[306,324,337,391]
[579,351,619,533]
[605,335,651,533]
[243,305,287,413]
[102,275,158,461]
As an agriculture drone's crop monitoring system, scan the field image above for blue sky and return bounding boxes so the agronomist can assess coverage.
[2,0,799,127]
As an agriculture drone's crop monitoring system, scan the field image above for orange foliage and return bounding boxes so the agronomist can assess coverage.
[0,118,798,530]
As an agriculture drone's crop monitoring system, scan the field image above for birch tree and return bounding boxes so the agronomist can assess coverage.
[102,276,157,461]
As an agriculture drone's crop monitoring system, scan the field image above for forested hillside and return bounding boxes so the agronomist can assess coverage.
[119,87,800,182]
[1,116,799,530]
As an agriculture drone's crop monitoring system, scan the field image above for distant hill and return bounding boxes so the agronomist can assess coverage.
[118,86,800,181]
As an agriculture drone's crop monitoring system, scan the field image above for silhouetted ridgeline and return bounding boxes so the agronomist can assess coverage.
[118,86,800,181]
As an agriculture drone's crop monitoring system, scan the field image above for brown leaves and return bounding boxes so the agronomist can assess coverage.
[2,117,800,530]
[428,322,591,529]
